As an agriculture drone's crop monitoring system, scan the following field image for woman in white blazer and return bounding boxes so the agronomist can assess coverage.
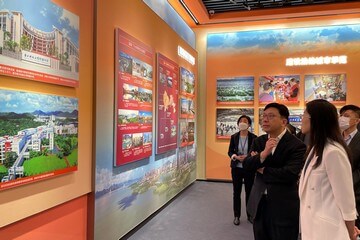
[299,99,358,240]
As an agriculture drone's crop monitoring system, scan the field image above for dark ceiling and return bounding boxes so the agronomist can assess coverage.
[202,0,358,14]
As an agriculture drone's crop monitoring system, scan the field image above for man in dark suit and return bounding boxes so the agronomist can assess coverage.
[339,104,360,228]
[243,103,306,240]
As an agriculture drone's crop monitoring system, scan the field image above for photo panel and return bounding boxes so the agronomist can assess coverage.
[217,77,254,105]
[179,119,195,147]
[180,67,195,98]
[180,97,195,119]
[0,88,78,190]
[259,75,300,104]
[0,0,80,87]
[216,108,254,139]
[305,73,346,103]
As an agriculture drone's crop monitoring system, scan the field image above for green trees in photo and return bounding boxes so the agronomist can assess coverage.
[4,151,17,168]
[55,135,78,157]
[0,165,8,180]
[0,113,42,136]
[20,35,31,51]
[67,148,78,167]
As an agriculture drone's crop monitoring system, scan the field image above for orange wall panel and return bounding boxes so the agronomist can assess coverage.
[0,0,94,236]
[197,14,360,180]
[0,195,88,240]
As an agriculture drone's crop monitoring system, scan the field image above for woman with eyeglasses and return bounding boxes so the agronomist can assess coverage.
[299,99,359,240]
[228,115,257,225]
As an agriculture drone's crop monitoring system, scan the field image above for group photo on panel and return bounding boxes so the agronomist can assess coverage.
[226,100,360,240]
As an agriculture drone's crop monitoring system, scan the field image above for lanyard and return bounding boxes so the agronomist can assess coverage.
[238,136,248,155]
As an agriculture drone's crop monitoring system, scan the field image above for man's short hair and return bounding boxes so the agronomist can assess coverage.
[340,104,360,118]
[264,102,289,120]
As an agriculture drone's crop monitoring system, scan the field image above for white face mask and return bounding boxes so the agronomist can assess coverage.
[339,116,350,131]
[239,122,249,131]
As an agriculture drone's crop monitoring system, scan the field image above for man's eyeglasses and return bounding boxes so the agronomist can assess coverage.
[262,114,279,120]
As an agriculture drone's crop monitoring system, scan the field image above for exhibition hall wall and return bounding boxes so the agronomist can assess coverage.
[95,0,197,239]
[195,14,360,180]
[0,0,93,239]
[0,0,197,239]
[2,1,359,239]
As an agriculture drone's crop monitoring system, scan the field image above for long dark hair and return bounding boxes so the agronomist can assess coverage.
[305,99,351,169]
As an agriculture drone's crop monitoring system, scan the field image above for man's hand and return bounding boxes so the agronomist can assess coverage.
[237,155,247,162]
[260,138,278,160]
[250,151,258,156]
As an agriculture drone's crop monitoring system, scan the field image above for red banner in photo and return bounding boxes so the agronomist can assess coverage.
[156,53,179,154]
[0,64,78,87]
[0,166,77,190]
[115,28,154,166]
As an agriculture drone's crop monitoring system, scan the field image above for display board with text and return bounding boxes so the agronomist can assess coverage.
[156,53,179,154]
[114,28,154,166]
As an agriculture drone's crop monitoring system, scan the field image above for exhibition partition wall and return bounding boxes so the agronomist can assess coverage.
[95,0,197,239]
[0,0,93,239]
[196,14,360,180]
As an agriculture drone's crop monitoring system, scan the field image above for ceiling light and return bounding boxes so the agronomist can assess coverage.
[179,0,199,24]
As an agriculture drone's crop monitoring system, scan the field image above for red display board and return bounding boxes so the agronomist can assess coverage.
[114,28,154,166]
[156,53,179,154]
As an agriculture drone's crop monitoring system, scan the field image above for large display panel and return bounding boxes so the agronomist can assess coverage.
[0,0,79,87]
[114,28,154,166]
[217,77,254,105]
[0,88,78,190]
[156,53,179,154]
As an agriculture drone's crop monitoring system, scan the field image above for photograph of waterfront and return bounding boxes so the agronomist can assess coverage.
[95,147,196,239]
[0,88,78,190]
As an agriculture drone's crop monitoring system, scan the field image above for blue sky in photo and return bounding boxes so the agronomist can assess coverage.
[207,24,360,53]
[0,89,78,113]
[143,0,195,48]
[0,0,79,47]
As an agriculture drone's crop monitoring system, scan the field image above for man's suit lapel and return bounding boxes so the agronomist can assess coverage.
[272,131,290,160]
[349,132,360,150]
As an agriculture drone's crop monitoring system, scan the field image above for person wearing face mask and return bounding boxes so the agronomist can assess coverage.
[228,115,257,225]
[340,104,360,228]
